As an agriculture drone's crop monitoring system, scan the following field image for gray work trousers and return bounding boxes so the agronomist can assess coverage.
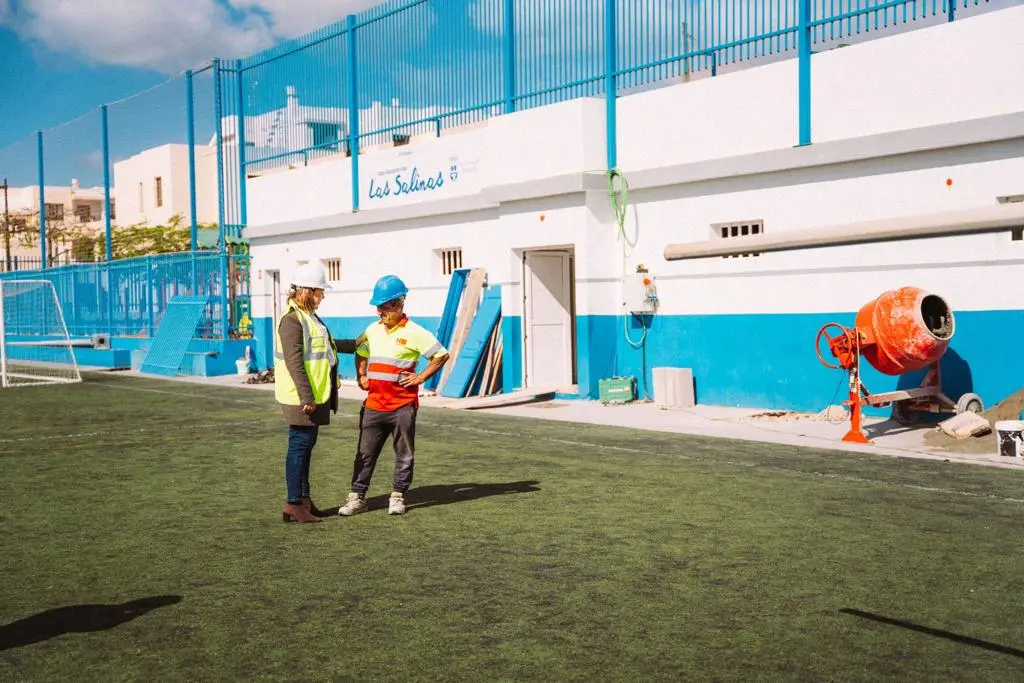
[351,403,417,495]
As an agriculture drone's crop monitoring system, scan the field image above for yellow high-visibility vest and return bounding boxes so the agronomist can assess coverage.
[274,302,335,405]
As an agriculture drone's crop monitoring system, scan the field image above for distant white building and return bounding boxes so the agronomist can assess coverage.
[112,144,218,227]
[2,181,107,266]
[221,86,450,174]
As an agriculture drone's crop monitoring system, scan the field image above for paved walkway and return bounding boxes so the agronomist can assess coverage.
[108,369,1023,470]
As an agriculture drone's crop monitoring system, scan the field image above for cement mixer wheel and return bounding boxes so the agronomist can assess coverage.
[955,392,984,415]
[891,400,920,426]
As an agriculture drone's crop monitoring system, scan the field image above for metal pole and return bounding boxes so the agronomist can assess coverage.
[346,15,360,213]
[219,251,229,339]
[2,178,10,272]
[101,105,113,261]
[37,131,46,269]
[948,1,955,22]
[0,281,7,387]
[604,0,617,170]
[236,60,248,233]
[146,255,154,337]
[503,0,516,114]
[798,0,812,146]
[213,58,226,250]
[186,69,199,252]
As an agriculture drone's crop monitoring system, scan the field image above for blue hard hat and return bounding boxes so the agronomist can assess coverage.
[370,274,408,306]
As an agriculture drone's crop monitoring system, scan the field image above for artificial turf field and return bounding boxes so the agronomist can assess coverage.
[0,372,1022,681]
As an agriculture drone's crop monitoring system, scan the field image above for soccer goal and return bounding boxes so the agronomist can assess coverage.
[0,279,83,387]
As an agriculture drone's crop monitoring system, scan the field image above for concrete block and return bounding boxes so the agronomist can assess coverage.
[652,367,695,409]
[937,411,991,440]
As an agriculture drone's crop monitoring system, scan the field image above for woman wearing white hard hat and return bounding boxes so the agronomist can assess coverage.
[275,261,362,523]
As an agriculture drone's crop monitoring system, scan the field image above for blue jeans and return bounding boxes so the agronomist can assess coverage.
[285,425,319,504]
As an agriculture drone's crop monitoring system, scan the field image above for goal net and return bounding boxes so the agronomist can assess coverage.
[0,279,83,387]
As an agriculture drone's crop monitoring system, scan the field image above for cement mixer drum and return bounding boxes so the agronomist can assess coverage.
[856,287,954,376]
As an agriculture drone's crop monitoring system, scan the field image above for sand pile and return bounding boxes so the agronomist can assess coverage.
[924,388,1024,454]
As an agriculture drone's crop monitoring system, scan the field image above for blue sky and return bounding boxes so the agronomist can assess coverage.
[0,0,379,185]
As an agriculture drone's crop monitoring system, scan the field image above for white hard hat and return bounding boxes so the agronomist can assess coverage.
[291,262,333,291]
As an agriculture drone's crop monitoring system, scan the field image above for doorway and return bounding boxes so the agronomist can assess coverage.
[522,249,577,391]
[267,270,282,356]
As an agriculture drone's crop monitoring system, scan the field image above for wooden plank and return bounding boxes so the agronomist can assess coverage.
[443,388,556,411]
[486,336,503,395]
[477,316,500,396]
[436,268,485,394]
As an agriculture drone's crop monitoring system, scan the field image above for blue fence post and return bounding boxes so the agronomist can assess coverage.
[219,251,229,339]
[346,15,360,213]
[36,131,46,269]
[948,1,956,22]
[604,0,617,170]
[146,256,155,337]
[213,58,226,250]
[104,263,113,337]
[798,0,812,146]
[101,105,113,261]
[235,60,248,233]
[186,69,199,253]
[503,0,516,114]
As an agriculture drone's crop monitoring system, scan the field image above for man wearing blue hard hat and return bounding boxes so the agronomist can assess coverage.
[338,274,449,516]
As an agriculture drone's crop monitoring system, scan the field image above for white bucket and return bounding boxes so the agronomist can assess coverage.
[235,358,251,376]
[994,420,1024,459]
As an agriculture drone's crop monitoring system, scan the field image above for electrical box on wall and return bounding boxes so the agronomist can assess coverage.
[623,270,658,314]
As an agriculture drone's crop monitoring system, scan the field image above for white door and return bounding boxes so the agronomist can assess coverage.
[524,250,573,390]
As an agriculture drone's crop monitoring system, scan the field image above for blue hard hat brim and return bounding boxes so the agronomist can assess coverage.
[369,289,408,306]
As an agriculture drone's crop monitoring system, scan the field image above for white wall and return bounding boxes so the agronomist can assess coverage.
[113,144,218,226]
[248,5,1024,325]
[813,5,1024,142]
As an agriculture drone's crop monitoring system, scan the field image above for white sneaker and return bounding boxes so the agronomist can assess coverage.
[338,492,366,516]
[388,492,406,516]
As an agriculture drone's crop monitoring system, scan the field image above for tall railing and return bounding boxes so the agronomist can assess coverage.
[232,0,989,196]
[0,0,996,343]
[0,251,251,339]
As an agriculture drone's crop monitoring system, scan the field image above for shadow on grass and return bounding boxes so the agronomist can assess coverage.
[840,608,1024,659]
[321,480,542,515]
[0,595,182,651]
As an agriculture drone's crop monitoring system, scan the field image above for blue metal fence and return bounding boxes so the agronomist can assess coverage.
[0,251,250,339]
[227,0,990,208]
[0,0,997,346]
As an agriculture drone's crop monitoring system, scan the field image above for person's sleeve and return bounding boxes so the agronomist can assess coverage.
[333,338,360,354]
[355,326,371,358]
[279,314,316,405]
[415,326,447,360]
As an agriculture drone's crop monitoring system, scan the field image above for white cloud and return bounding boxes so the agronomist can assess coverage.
[229,0,380,38]
[0,0,10,23]
[7,0,382,74]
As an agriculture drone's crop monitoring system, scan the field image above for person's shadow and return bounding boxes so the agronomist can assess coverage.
[0,595,182,651]
[323,480,541,515]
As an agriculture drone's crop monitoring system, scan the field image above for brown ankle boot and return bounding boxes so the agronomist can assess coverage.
[301,497,324,517]
[282,503,321,523]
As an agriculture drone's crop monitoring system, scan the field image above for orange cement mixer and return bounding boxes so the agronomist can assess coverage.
[815,287,983,444]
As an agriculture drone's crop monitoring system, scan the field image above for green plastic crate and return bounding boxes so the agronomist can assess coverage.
[599,376,636,404]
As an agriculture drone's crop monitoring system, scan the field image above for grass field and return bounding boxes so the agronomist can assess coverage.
[1,373,1023,681]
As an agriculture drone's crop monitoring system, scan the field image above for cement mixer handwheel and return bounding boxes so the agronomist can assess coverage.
[955,393,983,415]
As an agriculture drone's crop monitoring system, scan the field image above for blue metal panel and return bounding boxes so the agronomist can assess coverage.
[139,296,212,376]
[425,268,469,392]
[441,286,502,399]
